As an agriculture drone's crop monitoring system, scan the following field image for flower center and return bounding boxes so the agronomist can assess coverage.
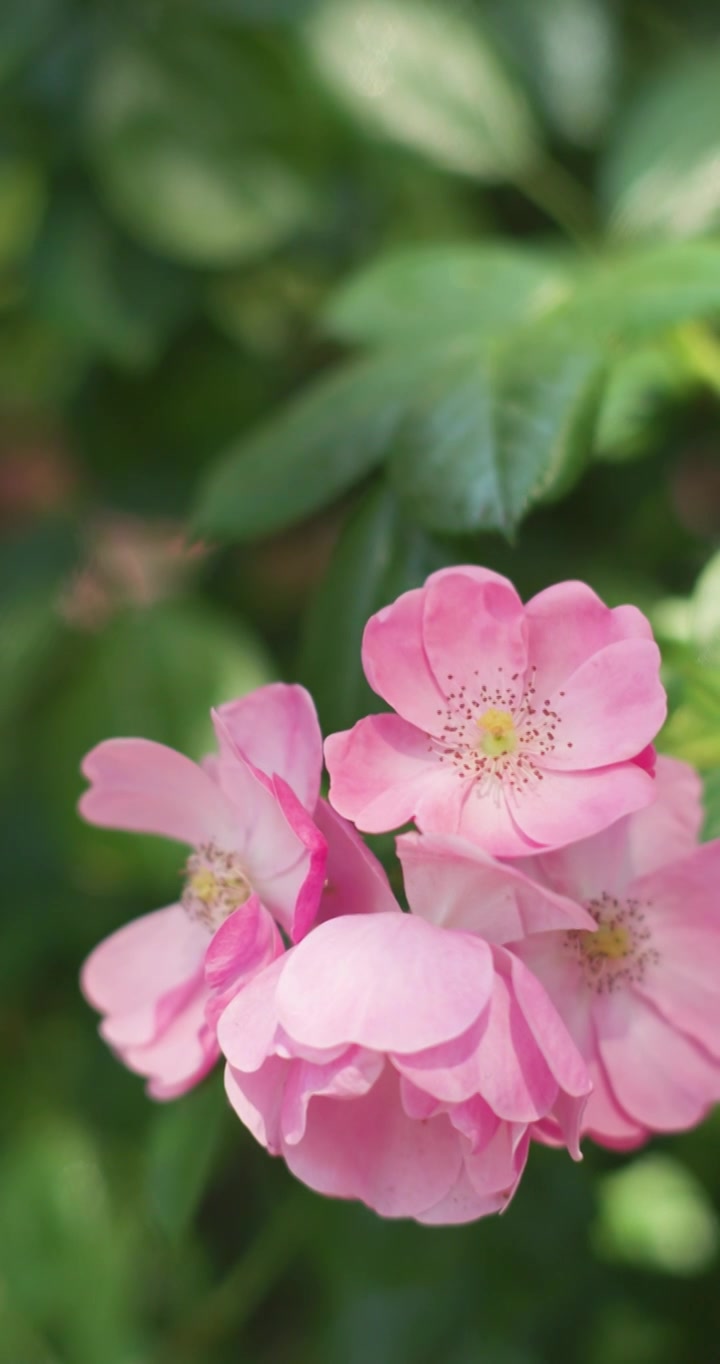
[476,707,518,757]
[563,891,659,994]
[181,841,252,932]
[429,665,571,801]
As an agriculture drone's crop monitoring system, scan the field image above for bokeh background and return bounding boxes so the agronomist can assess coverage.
[3,1,720,1360]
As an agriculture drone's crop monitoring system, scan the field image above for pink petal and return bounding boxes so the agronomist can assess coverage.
[518,820,634,904]
[313,799,400,923]
[212,684,323,811]
[421,570,527,707]
[541,639,666,770]
[282,1065,464,1219]
[416,1164,509,1225]
[325,714,437,832]
[525,580,654,696]
[512,762,655,849]
[203,895,283,993]
[595,988,720,1132]
[397,831,594,941]
[467,962,558,1122]
[81,904,209,1048]
[463,1119,529,1199]
[505,950,591,1100]
[415,769,540,857]
[125,984,219,1099]
[215,749,327,939]
[216,954,287,1073]
[225,1056,288,1152]
[79,738,237,847]
[261,776,328,941]
[280,1048,385,1144]
[620,755,703,877]
[362,586,448,732]
[276,913,493,1054]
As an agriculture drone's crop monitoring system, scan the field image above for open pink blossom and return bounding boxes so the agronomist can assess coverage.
[509,756,720,1148]
[219,849,592,1223]
[80,684,393,1098]
[325,568,666,857]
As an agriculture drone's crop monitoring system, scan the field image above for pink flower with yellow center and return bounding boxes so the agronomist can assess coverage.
[79,684,396,1098]
[510,757,720,1148]
[325,567,667,857]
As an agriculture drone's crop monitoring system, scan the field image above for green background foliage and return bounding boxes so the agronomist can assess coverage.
[2,1,720,1359]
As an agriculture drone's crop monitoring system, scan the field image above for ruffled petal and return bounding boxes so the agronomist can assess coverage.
[421,570,527,706]
[512,763,655,850]
[213,684,323,811]
[397,830,594,942]
[282,1066,464,1219]
[416,1164,508,1225]
[594,988,720,1132]
[79,739,237,847]
[216,955,287,1073]
[362,586,448,732]
[125,983,218,1100]
[276,913,493,1054]
[325,714,438,831]
[525,580,654,696]
[313,799,400,923]
[541,639,665,770]
[81,904,209,1049]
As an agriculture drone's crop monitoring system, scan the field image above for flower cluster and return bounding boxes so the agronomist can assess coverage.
[80,567,720,1223]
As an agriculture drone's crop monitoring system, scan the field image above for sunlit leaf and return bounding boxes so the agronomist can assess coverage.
[303,0,539,181]
[88,47,318,265]
[324,243,571,345]
[602,47,720,239]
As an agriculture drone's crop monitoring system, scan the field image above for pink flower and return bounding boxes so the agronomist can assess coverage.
[325,568,666,857]
[510,757,720,1148]
[80,684,384,1098]
[218,836,592,1223]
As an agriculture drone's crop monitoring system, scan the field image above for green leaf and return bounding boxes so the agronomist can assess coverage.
[303,0,539,181]
[594,341,688,463]
[146,1076,227,1239]
[484,0,618,148]
[88,47,318,266]
[298,483,446,733]
[389,340,605,534]
[601,47,720,239]
[557,244,720,340]
[193,344,452,543]
[29,198,190,367]
[324,243,571,346]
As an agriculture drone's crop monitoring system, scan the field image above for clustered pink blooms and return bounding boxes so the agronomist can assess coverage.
[80,566,720,1225]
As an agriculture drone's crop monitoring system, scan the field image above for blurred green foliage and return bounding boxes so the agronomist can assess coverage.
[3,0,720,1360]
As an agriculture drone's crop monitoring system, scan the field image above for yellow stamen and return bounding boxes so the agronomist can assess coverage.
[476,707,518,757]
[189,869,218,903]
[583,923,631,961]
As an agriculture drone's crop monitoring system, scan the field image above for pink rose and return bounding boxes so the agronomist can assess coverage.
[325,568,666,857]
[219,834,592,1223]
[80,684,394,1098]
[510,756,720,1147]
